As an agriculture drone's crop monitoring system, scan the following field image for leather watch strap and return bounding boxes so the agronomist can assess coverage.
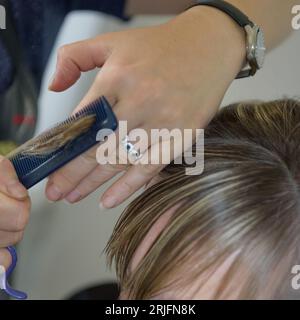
[190,0,254,28]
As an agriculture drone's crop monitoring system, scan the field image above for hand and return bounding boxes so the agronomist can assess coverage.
[0,156,31,269]
[46,6,245,208]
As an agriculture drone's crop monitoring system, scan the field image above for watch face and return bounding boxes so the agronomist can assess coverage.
[255,29,266,69]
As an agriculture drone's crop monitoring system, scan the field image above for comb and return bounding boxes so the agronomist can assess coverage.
[1,96,118,299]
[9,96,118,188]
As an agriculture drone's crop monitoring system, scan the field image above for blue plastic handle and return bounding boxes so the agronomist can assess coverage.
[2,246,27,299]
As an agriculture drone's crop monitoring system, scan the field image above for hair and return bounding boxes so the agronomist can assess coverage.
[106,99,300,300]
[7,114,95,158]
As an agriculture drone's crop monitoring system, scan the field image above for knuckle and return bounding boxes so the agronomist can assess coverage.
[82,170,102,188]
[80,151,96,165]
[120,181,134,194]
[13,231,24,244]
[14,201,30,232]
[57,45,70,60]
[52,170,77,188]
[0,157,14,172]
[141,164,161,177]
[105,163,125,174]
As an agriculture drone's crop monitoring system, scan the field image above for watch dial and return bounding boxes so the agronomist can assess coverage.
[255,29,266,69]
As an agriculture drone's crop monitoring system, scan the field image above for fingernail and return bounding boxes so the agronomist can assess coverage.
[99,202,106,211]
[46,184,63,201]
[6,181,28,199]
[48,73,56,90]
[101,196,117,209]
[65,190,82,203]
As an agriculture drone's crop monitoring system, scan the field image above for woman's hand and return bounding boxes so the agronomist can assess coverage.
[0,156,30,269]
[46,6,246,208]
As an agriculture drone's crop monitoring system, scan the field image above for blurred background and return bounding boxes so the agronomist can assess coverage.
[1,9,300,299]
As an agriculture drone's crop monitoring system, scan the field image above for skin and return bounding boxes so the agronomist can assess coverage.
[44,1,295,209]
[0,156,31,269]
[119,205,240,300]
[0,0,296,269]
[45,6,246,208]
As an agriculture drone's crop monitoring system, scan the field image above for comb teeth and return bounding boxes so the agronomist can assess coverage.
[38,97,108,140]
[13,153,51,174]
[8,96,118,189]
[76,97,107,120]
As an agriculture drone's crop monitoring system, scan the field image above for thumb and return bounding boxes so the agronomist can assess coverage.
[48,35,113,92]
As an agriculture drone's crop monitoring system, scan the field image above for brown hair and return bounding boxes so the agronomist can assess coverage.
[106,99,300,299]
[7,115,95,158]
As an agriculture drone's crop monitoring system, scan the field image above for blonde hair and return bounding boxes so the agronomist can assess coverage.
[7,115,95,158]
[106,99,300,299]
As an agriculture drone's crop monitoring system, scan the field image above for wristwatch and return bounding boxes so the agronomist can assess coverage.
[189,0,266,79]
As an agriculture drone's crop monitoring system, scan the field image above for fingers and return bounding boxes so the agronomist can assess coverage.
[45,100,144,202]
[0,248,12,270]
[72,70,118,114]
[60,125,149,204]
[49,127,183,207]
[101,162,165,209]
[0,193,30,232]
[47,128,127,204]
[0,231,24,247]
[65,163,124,204]
[0,156,28,200]
[99,133,184,208]
[45,146,99,202]
[0,158,31,258]
[49,35,113,92]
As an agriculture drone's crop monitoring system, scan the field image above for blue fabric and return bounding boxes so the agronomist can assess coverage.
[0,0,127,93]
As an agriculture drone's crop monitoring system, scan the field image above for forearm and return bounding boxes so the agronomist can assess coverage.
[226,0,296,49]
[125,0,195,15]
[126,0,296,49]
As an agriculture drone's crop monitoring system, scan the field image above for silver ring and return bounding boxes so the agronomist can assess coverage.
[122,136,142,162]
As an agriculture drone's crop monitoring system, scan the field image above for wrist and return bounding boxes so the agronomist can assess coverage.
[172,5,247,81]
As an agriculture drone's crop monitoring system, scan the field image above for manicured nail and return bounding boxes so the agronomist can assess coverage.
[6,181,28,199]
[65,190,82,203]
[101,196,117,209]
[46,184,63,201]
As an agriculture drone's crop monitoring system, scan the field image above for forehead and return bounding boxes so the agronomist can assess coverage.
[127,203,242,299]
[129,205,177,273]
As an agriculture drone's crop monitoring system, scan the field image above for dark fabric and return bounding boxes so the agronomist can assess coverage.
[0,0,38,144]
[0,0,128,94]
[67,282,120,300]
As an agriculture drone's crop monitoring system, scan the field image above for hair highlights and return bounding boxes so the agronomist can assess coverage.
[106,99,300,299]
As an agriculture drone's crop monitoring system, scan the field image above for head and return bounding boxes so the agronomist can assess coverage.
[106,99,300,300]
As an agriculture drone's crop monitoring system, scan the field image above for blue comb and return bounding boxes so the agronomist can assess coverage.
[0,96,118,299]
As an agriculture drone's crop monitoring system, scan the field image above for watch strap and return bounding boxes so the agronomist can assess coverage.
[190,0,254,28]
